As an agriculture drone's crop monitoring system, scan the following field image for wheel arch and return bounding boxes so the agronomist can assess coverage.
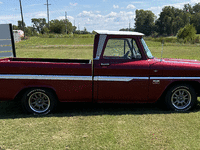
[160,81,200,101]
[14,87,58,102]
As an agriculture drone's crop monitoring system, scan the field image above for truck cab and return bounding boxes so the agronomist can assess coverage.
[93,30,151,103]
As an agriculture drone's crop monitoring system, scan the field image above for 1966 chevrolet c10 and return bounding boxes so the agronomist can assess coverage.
[0,29,200,114]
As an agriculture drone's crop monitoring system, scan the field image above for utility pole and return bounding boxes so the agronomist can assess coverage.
[19,0,25,38]
[44,0,51,28]
[74,19,75,33]
[65,11,67,34]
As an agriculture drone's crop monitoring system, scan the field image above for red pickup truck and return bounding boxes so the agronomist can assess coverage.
[0,29,200,114]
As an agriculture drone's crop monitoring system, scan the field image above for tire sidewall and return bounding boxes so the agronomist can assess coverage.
[165,84,197,111]
[22,88,57,115]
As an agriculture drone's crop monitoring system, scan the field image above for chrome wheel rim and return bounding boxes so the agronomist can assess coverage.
[171,89,191,110]
[28,92,50,113]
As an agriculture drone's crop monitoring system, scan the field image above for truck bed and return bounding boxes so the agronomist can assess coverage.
[0,57,93,102]
[1,58,91,64]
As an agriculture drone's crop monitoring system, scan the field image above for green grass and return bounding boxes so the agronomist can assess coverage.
[15,36,200,60]
[16,46,93,59]
[147,41,200,60]
[1,38,200,149]
[16,36,94,47]
[1,102,200,150]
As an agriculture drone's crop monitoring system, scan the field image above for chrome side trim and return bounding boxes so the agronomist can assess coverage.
[95,34,107,60]
[0,74,93,81]
[150,77,200,80]
[94,76,148,81]
[1,75,200,81]
[0,74,149,82]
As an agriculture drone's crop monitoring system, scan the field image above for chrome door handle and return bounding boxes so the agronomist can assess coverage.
[101,63,110,66]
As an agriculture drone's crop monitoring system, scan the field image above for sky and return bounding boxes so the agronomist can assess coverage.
[0,0,200,32]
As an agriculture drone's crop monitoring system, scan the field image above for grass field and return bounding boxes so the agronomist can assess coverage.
[1,37,200,149]
[16,37,94,47]
[15,37,200,60]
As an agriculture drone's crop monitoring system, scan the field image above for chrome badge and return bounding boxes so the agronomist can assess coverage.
[153,80,160,84]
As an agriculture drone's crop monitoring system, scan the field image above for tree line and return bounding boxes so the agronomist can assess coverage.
[120,3,200,36]
[13,18,90,36]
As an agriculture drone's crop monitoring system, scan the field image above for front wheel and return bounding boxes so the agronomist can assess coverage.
[165,84,197,111]
[21,88,57,115]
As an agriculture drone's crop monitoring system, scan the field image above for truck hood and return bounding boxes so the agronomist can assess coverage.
[150,58,200,77]
[162,58,200,65]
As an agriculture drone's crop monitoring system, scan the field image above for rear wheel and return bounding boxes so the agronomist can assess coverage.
[165,84,197,111]
[21,89,57,115]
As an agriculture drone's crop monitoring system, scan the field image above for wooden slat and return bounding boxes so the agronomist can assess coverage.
[0,24,11,39]
[0,51,13,57]
[0,46,12,51]
[0,40,11,46]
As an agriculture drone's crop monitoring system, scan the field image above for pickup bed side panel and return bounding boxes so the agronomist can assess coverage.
[0,61,93,102]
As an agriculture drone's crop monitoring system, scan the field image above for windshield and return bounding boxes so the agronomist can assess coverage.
[141,38,154,59]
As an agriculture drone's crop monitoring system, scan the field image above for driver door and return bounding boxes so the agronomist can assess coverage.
[94,37,150,103]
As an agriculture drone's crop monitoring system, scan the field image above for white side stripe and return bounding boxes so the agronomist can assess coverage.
[0,74,200,81]
[94,76,148,81]
[150,77,200,80]
[0,74,92,81]
[0,74,148,81]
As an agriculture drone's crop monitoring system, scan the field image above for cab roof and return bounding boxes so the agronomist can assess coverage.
[94,30,144,36]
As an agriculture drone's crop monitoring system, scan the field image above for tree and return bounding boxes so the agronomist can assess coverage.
[92,30,96,34]
[49,19,66,34]
[172,16,184,35]
[119,28,134,31]
[191,3,200,34]
[134,9,156,36]
[31,18,47,34]
[12,25,19,30]
[177,24,196,43]
[193,3,200,13]
[82,27,90,34]
[191,13,200,34]
[156,6,185,35]
[25,26,38,36]
[49,19,74,34]
[183,3,193,14]
[18,20,26,30]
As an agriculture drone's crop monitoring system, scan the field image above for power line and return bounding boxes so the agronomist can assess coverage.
[44,0,51,28]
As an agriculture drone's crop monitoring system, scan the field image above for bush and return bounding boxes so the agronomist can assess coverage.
[177,24,197,43]
[21,36,29,40]
[48,34,56,38]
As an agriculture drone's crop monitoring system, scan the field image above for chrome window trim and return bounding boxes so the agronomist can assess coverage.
[95,34,107,60]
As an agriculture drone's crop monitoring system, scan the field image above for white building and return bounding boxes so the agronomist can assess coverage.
[13,30,24,42]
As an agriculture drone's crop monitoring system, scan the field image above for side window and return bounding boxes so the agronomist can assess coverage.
[132,40,142,59]
[103,38,141,59]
